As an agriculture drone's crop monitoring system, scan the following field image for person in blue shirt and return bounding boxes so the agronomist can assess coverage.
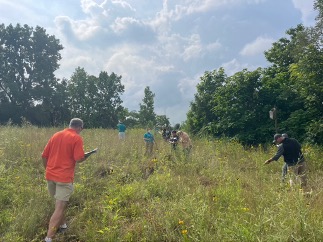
[117,121,126,140]
[144,128,156,156]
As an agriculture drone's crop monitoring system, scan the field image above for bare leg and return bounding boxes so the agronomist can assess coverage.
[47,200,68,238]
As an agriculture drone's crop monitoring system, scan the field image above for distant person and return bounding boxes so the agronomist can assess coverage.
[265,134,307,189]
[117,120,126,140]
[161,128,167,139]
[144,128,157,156]
[177,131,193,155]
[161,127,171,141]
[169,130,179,150]
[165,128,171,141]
[42,118,94,242]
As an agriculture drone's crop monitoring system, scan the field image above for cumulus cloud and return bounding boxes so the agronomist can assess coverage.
[160,0,266,19]
[206,41,222,52]
[221,59,254,76]
[55,16,102,41]
[240,36,275,56]
[182,34,202,61]
[292,0,316,26]
[54,1,155,46]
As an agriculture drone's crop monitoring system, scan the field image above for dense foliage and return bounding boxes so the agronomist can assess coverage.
[0,23,64,125]
[186,2,323,144]
[67,67,125,128]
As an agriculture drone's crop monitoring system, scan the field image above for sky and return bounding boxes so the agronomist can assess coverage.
[0,0,318,125]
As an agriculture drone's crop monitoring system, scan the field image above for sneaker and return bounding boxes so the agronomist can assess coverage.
[60,223,68,229]
[44,237,52,242]
[57,223,68,233]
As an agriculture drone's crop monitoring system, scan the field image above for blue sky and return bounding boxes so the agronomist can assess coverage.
[0,0,317,125]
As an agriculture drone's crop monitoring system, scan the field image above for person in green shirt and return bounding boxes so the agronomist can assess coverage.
[117,121,126,140]
[144,128,156,156]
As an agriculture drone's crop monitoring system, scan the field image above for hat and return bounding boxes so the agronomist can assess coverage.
[282,133,288,138]
[273,134,282,143]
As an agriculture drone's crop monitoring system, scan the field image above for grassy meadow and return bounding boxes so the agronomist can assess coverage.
[1,124,323,242]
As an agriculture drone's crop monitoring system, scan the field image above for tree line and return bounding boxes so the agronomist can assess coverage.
[0,24,170,129]
[185,0,323,145]
[1,1,322,144]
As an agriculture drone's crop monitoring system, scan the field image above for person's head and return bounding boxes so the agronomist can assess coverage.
[147,127,151,132]
[282,133,288,138]
[171,130,177,135]
[69,118,84,133]
[273,134,284,144]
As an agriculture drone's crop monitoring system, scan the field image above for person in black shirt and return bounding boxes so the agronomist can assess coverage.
[169,130,179,150]
[265,134,307,188]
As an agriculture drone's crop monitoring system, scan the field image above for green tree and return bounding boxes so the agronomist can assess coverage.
[139,86,156,127]
[94,71,125,128]
[287,0,323,143]
[186,68,226,135]
[156,114,170,127]
[0,23,63,125]
[67,67,125,128]
[212,68,269,144]
[263,25,311,140]
[123,109,140,128]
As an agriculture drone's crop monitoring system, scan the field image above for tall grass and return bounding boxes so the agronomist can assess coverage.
[1,125,323,241]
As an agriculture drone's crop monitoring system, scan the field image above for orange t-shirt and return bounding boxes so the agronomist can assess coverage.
[42,128,85,183]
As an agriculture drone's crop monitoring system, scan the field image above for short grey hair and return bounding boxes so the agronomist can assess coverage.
[69,118,83,129]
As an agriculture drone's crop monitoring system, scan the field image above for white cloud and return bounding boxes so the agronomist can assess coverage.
[240,36,275,56]
[111,17,140,33]
[292,0,316,26]
[161,0,266,18]
[182,34,202,61]
[206,41,222,52]
[221,59,254,76]
[55,16,102,41]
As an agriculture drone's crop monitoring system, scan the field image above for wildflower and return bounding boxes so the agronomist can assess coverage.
[242,207,249,212]
[181,229,188,235]
[178,220,184,225]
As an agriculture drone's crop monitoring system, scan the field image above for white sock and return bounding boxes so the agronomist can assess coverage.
[60,223,67,229]
[44,237,52,242]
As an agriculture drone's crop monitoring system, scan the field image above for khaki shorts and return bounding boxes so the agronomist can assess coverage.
[47,180,74,201]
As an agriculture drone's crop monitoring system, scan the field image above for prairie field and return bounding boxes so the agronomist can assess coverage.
[1,125,323,242]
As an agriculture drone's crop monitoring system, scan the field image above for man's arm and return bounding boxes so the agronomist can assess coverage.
[76,156,88,163]
[265,145,284,164]
[42,157,48,168]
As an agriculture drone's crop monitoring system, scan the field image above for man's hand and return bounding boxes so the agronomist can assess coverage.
[264,159,272,165]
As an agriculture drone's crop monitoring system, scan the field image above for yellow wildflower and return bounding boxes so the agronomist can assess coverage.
[181,229,188,235]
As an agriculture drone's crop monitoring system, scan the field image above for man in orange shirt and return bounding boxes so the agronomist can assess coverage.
[42,118,88,242]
